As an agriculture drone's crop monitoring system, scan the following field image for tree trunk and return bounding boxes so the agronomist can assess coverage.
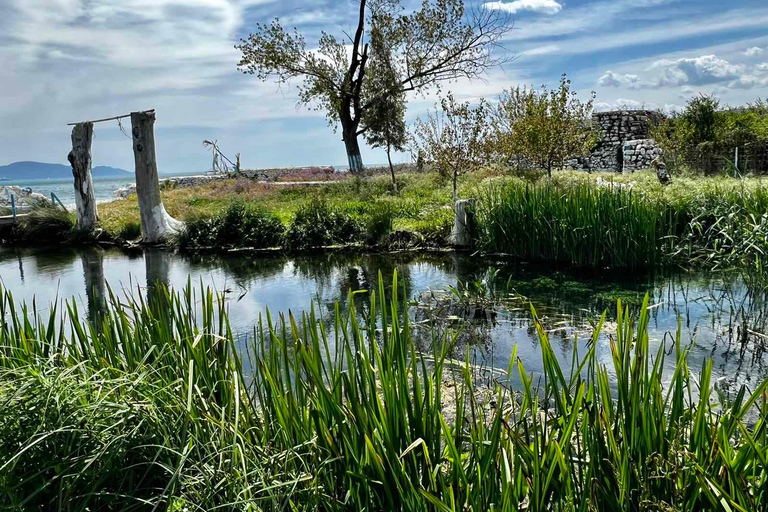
[387,146,398,193]
[130,111,183,243]
[452,169,459,203]
[68,122,98,232]
[343,125,364,172]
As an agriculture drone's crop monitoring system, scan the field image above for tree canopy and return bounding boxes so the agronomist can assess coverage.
[414,92,489,202]
[237,0,511,171]
[490,75,597,177]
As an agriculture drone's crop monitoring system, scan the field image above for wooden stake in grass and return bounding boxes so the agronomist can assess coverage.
[130,111,182,243]
[68,122,98,232]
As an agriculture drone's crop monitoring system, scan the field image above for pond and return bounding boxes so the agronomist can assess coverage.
[1,245,767,395]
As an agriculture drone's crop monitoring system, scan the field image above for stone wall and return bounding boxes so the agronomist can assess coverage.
[577,110,665,172]
[239,166,336,181]
[622,139,663,172]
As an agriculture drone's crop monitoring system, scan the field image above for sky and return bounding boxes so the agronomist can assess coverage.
[1,0,767,174]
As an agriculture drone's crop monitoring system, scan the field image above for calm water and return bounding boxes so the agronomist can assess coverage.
[1,245,767,393]
[1,172,202,206]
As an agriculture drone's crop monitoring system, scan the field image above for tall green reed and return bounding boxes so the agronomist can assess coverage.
[1,274,767,510]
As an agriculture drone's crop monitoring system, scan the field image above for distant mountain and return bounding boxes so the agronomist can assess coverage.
[0,161,131,180]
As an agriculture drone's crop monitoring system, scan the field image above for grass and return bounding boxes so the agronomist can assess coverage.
[1,273,768,510]
[16,167,768,270]
[14,206,76,243]
[98,172,455,248]
[478,170,768,271]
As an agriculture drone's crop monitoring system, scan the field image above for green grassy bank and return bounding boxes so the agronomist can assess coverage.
[6,169,768,272]
[1,275,768,510]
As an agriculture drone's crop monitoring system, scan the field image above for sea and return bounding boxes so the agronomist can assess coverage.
[0,172,202,207]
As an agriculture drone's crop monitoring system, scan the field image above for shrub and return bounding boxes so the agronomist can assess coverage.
[285,198,364,249]
[179,201,285,249]
[14,206,75,242]
[115,219,142,240]
[365,202,395,242]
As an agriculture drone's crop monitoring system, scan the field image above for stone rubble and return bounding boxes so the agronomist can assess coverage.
[0,186,51,209]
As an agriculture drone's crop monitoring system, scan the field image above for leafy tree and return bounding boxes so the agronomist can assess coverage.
[236,0,511,172]
[362,25,407,192]
[414,92,489,203]
[491,75,597,178]
[364,91,407,192]
[655,95,768,174]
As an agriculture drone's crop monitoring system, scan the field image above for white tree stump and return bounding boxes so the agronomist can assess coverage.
[130,111,182,243]
[68,122,98,232]
[451,198,477,247]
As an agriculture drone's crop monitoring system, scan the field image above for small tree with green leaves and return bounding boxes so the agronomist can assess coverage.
[363,27,407,192]
[414,92,489,203]
[492,75,597,178]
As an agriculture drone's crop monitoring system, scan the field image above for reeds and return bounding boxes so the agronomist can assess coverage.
[1,275,767,510]
[477,180,768,272]
[477,182,680,269]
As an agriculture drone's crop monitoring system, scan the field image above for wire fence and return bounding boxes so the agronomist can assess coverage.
[677,143,768,175]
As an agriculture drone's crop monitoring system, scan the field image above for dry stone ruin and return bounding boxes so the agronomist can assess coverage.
[570,110,665,172]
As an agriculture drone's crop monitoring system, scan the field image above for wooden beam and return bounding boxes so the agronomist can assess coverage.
[67,110,154,126]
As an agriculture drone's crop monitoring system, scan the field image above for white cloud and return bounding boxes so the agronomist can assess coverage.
[594,98,682,114]
[744,46,765,57]
[484,0,562,15]
[757,63,768,74]
[599,55,753,90]
[510,6,768,58]
[522,44,560,56]
[598,71,643,89]
[649,55,744,87]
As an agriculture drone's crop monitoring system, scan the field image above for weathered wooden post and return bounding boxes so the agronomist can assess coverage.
[451,198,477,247]
[130,110,182,243]
[68,122,98,232]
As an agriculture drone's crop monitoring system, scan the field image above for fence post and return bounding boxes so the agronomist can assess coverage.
[734,147,739,176]
[10,193,16,221]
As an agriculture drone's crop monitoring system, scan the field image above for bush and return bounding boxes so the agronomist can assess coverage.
[285,198,364,249]
[115,219,142,240]
[14,206,75,242]
[179,201,285,249]
[365,202,395,242]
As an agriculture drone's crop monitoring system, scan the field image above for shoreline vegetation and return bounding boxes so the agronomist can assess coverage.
[5,166,768,273]
[1,274,767,510]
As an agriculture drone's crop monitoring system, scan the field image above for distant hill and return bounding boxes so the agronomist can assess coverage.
[0,161,131,180]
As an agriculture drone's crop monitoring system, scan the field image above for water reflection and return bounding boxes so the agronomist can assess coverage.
[2,245,768,392]
[80,248,107,325]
